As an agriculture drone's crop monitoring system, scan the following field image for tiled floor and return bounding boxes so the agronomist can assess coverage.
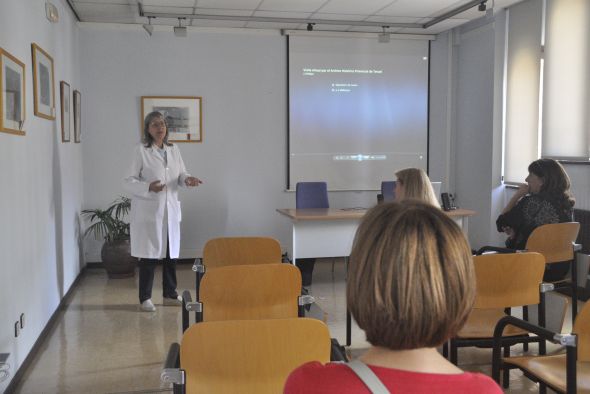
[11,259,577,393]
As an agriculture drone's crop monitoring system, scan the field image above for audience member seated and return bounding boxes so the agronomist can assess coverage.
[477,158,575,281]
[284,201,502,394]
[394,168,441,208]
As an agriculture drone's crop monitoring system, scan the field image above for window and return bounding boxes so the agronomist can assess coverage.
[504,0,590,183]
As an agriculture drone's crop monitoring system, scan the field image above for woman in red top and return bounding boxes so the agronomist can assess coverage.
[284,201,502,393]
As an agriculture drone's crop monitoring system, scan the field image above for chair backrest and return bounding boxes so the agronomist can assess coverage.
[181,318,331,394]
[202,237,282,269]
[573,300,590,362]
[473,252,545,309]
[296,182,329,209]
[200,264,301,321]
[525,222,580,264]
[381,181,396,202]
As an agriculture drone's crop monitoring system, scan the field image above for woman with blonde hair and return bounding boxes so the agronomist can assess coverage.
[285,201,501,393]
[395,168,440,208]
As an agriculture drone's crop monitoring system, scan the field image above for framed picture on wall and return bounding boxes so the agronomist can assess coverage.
[0,47,26,135]
[141,96,202,143]
[60,81,70,142]
[73,89,81,143]
[31,43,55,120]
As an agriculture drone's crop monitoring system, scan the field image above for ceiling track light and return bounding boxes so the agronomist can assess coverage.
[378,26,390,43]
[478,2,487,11]
[306,23,314,31]
[174,17,187,37]
[142,15,154,36]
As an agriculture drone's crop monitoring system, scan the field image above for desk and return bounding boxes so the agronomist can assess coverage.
[276,208,475,261]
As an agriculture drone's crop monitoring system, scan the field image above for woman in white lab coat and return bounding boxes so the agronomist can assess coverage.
[124,111,202,312]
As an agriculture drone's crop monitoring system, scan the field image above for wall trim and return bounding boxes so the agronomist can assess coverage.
[4,268,87,393]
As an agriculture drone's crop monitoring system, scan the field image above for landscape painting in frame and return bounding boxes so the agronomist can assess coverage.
[31,43,55,120]
[141,96,202,143]
[60,81,70,142]
[0,47,26,135]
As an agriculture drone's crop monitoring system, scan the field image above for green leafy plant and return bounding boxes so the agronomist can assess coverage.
[82,197,131,242]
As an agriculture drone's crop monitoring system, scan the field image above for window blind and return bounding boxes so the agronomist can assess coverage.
[504,0,543,183]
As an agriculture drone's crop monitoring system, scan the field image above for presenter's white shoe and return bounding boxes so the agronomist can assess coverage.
[140,299,156,312]
[163,295,183,306]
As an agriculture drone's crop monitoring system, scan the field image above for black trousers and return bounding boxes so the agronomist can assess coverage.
[138,240,178,303]
[296,258,316,287]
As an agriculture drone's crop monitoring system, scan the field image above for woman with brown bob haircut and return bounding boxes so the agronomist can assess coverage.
[285,201,501,393]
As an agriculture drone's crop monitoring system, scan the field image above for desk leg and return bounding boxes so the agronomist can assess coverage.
[345,256,351,346]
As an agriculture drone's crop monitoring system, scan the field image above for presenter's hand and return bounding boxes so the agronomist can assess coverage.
[149,180,166,193]
[185,176,202,187]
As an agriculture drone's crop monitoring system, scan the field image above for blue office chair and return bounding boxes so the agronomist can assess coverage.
[296,182,329,209]
[381,181,396,202]
[295,182,329,286]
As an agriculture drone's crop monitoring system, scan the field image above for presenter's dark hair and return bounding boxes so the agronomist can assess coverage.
[143,111,173,147]
[347,201,475,350]
[528,158,574,211]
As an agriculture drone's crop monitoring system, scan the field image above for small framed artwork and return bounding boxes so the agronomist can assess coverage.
[31,43,55,120]
[141,96,202,143]
[73,89,81,143]
[60,81,70,142]
[0,47,26,135]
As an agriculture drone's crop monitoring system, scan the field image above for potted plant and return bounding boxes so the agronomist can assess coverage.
[82,196,137,278]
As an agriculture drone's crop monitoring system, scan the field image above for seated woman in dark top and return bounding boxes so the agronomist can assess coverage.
[481,158,575,280]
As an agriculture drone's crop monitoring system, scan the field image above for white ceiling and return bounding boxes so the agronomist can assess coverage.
[68,0,523,34]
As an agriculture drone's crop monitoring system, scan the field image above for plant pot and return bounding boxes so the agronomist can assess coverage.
[101,239,137,278]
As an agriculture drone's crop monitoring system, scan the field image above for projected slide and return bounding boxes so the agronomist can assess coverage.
[289,36,429,190]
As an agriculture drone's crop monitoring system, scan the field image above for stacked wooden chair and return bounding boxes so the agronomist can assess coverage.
[163,236,344,393]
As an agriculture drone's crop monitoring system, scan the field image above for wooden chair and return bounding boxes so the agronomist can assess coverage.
[192,236,283,298]
[493,300,590,394]
[162,318,332,394]
[181,264,312,331]
[448,252,548,383]
[202,236,282,268]
[524,222,581,322]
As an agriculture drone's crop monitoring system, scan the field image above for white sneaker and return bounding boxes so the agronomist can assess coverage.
[163,295,183,306]
[140,299,156,312]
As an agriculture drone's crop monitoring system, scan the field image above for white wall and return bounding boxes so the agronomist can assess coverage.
[79,25,447,261]
[0,1,82,391]
[429,32,454,193]
[445,15,506,249]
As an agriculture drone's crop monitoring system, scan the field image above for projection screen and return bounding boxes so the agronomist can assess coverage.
[288,35,430,190]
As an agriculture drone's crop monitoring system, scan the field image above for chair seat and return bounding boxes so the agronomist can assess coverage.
[457,309,531,338]
[504,355,590,393]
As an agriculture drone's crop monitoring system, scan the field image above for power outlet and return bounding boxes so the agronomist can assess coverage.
[20,313,25,329]
[14,321,19,337]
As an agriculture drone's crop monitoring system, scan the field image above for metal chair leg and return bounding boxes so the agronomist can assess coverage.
[571,257,578,323]
[503,345,510,388]
[523,306,529,351]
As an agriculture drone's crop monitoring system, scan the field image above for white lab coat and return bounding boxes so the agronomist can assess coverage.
[123,143,191,259]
